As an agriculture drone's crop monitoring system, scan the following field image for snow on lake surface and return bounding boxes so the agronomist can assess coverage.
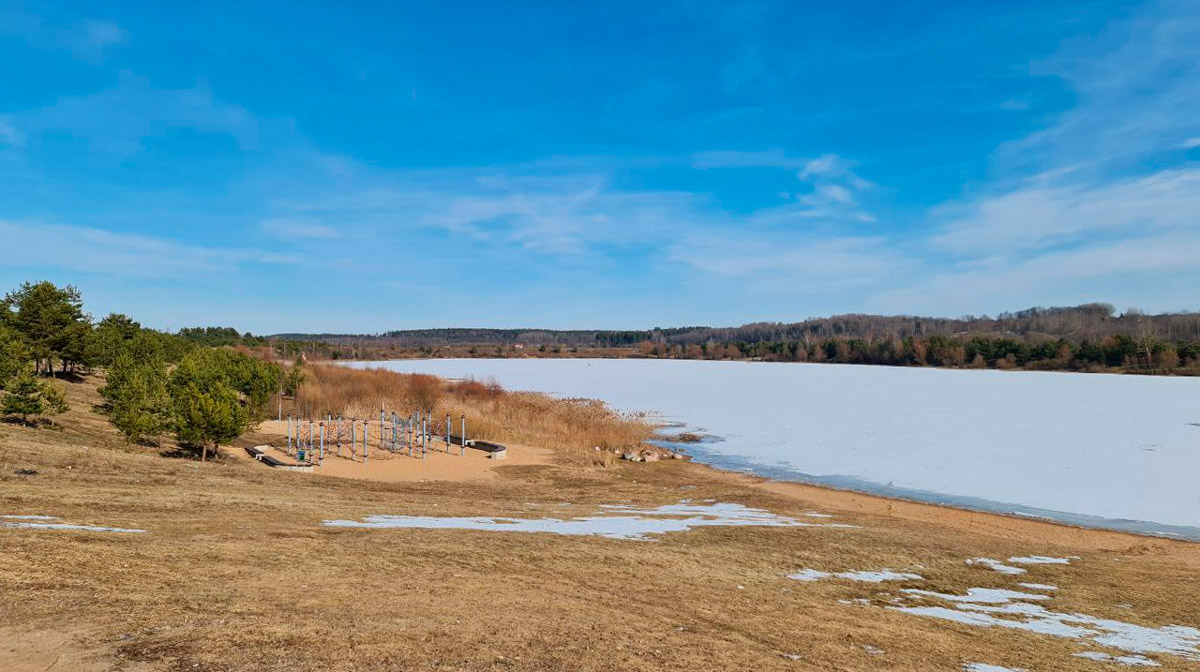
[323,502,853,540]
[353,358,1200,538]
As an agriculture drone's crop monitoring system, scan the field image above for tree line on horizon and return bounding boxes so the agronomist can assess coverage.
[0,281,292,459]
[273,303,1200,374]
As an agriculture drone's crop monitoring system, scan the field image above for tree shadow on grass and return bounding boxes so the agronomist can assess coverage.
[1,415,61,430]
[158,442,226,462]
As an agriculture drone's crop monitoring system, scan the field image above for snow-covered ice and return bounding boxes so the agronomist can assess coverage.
[323,502,851,540]
[353,358,1200,538]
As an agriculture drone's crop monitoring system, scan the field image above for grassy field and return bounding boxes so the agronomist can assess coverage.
[1,374,1198,671]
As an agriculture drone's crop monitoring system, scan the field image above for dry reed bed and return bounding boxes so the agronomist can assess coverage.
[292,364,655,465]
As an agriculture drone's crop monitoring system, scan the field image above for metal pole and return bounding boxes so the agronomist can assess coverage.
[308,419,314,462]
[350,419,356,458]
[287,414,293,453]
[319,422,325,465]
[445,414,451,452]
[461,414,466,456]
[337,414,342,456]
[363,421,369,464]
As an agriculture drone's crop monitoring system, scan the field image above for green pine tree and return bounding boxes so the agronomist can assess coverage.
[171,380,248,461]
[102,355,172,443]
[1,373,68,425]
[0,326,28,390]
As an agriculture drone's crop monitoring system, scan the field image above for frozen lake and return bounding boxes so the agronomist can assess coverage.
[350,359,1200,540]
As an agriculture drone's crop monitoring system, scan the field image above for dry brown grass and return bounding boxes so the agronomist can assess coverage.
[293,364,653,466]
[1,375,1199,672]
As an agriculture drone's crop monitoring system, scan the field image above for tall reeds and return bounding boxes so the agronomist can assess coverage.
[293,365,652,465]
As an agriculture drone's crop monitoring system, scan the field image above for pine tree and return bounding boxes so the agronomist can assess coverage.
[1,373,68,425]
[2,281,88,375]
[171,380,247,461]
[102,355,172,443]
[0,326,28,390]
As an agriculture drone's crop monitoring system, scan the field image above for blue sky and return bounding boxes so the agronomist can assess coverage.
[1,1,1199,333]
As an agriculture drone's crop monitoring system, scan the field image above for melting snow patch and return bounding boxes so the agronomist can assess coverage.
[890,589,1199,663]
[1,515,144,534]
[1009,555,1075,565]
[1,514,60,520]
[967,558,1027,575]
[964,664,1027,672]
[1073,651,1160,667]
[323,502,854,541]
[1018,583,1058,591]
[789,569,922,583]
[903,588,1050,604]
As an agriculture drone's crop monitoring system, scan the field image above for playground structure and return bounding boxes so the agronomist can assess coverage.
[282,410,482,466]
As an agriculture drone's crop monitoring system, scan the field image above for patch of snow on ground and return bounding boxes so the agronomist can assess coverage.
[1018,583,1058,591]
[1,514,60,520]
[964,664,1027,672]
[903,588,1051,604]
[1009,555,1075,565]
[1,516,145,534]
[892,589,1199,663]
[323,502,853,541]
[790,569,923,583]
[967,558,1027,575]
[1074,651,1160,667]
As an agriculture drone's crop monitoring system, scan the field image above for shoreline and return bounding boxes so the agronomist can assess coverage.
[242,414,1200,559]
[654,435,1200,543]
[339,357,1200,544]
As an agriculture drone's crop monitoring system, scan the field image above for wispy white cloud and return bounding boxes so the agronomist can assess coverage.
[995,2,1200,178]
[81,20,125,48]
[12,72,257,157]
[670,234,907,293]
[0,221,294,278]
[0,116,21,148]
[691,148,807,170]
[933,168,1200,255]
[261,218,340,240]
[873,230,1200,315]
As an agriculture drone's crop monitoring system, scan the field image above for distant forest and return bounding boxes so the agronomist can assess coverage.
[274,304,1200,375]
